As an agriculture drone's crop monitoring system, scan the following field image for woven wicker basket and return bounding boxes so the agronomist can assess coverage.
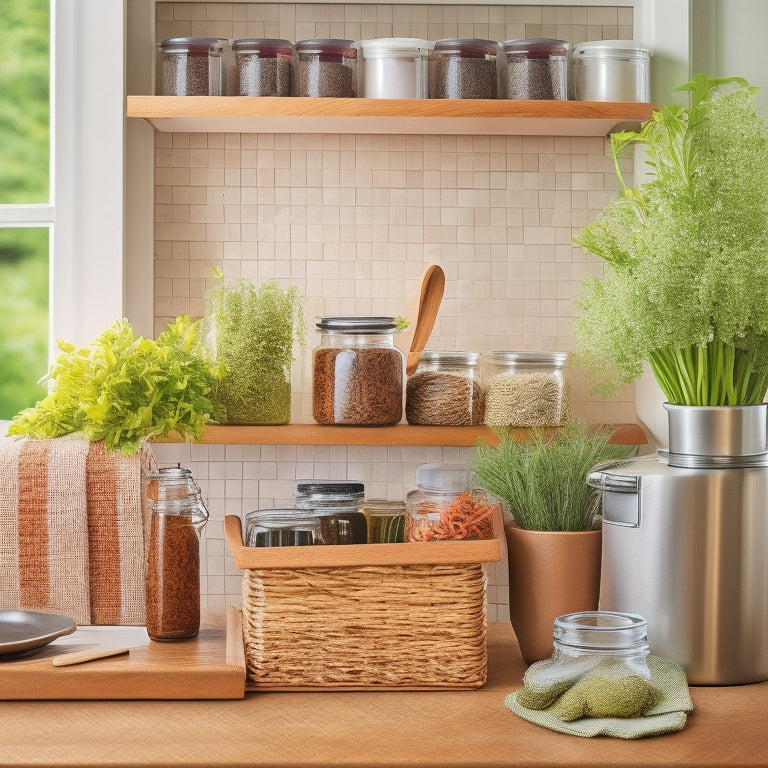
[224,514,501,691]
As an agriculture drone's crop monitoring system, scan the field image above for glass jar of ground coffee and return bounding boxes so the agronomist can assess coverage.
[431,39,499,99]
[312,317,405,426]
[232,38,294,96]
[294,39,357,97]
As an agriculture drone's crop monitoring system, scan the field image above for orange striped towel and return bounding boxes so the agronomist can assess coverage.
[0,435,155,625]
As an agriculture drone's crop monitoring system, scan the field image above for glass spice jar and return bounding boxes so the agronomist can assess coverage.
[363,499,406,543]
[312,317,405,427]
[406,350,484,426]
[483,351,569,428]
[502,38,569,100]
[232,38,294,96]
[244,509,322,547]
[295,480,367,545]
[431,39,499,99]
[159,37,227,96]
[294,39,357,97]
[405,462,494,542]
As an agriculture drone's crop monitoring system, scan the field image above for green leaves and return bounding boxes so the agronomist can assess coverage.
[8,316,220,454]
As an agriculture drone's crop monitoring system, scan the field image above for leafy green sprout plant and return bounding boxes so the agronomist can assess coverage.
[471,421,635,532]
[573,74,768,405]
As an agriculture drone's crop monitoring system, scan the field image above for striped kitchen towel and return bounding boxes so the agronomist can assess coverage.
[0,434,155,625]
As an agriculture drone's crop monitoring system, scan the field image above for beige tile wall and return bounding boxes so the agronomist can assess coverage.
[151,3,637,619]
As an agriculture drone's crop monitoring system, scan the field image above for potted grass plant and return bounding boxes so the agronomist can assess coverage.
[472,420,634,664]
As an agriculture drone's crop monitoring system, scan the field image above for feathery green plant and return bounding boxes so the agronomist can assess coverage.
[471,421,635,532]
[574,74,768,405]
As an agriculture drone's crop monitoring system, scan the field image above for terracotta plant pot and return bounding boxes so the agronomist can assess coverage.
[504,523,602,665]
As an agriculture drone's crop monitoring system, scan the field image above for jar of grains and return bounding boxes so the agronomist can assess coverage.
[484,351,569,428]
[295,480,367,544]
[431,39,499,99]
[363,499,406,543]
[312,316,405,426]
[502,38,569,100]
[360,38,430,98]
[405,463,495,542]
[146,494,209,641]
[244,509,322,547]
[571,40,651,102]
[294,39,357,97]
[159,37,226,96]
[232,38,294,96]
[405,350,484,426]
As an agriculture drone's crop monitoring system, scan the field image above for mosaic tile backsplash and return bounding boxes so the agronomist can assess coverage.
[151,3,637,619]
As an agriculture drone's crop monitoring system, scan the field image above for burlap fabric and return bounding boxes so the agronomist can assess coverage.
[0,434,155,625]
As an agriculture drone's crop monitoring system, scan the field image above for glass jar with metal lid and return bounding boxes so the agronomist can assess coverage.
[159,37,227,95]
[295,480,367,545]
[405,350,484,426]
[502,38,569,100]
[571,40,650,102]
[431,39,499,99]
[312,316,405,426]
[483,351,569,428]
[294,39,357,97]
[232,38,294,96]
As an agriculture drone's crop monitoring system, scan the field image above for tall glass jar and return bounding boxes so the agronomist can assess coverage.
[502,38,569,99]
[312,317,405,426]
[431,39,498,99]
[294,39,357,97]
[232,38,294,96]
[406,350,484,426]
[483,351,569,428]
[159,37,226,95]
[295,480,367,544]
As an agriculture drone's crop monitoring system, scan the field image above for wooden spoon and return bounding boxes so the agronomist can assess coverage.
[406,264,446,376]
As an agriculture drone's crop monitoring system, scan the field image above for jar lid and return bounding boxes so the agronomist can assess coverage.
[360,38,431,59]
[315,316,399,332]
[418,350,481,366]
[415,462,470,492]
[489,350,567,368]
[572,39,650,60]
[295,480,365,498]
[160,37,225,54]
[295,39,357,58]
[502,38,569,58]
[433,38,498,57]
[232,38,295,56]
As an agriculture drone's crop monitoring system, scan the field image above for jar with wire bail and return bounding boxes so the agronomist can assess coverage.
[312,316,405,426]
[483,351,569,428]
[431,39,499,99]
[294,480,367,545]
[406,350,484,426]
[232,38,294,96]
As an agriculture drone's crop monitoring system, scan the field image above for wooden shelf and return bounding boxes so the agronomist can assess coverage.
[127,96,655,135]
[154,422,647,447]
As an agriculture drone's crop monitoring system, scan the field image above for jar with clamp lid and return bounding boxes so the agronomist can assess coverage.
[312,317,405,426]
[483,351,569,428]
[295,480,367,544]
[406,350,484,426]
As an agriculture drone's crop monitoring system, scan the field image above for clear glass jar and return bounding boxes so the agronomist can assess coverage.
[571,40,650,102]
[483,351,569,428]
[360,38,430,98]
[146,497,208,641]
[244,509,322,547]
[295,480,367,544]
[406,350,484,426]
[232,38,294,96]
[405,463,494,542]
[312,317,405,426]
[502,38,569,100]
[363,499,406,543]
[294,39,357,97]
[431,39,498,99]
[159,37,226,96]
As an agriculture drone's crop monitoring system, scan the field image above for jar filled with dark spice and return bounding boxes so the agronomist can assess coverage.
[406,350,484,426]
[295,480,367,544]
[312,316,405,426]
[502,38,569,100]
[232,38,294,96]
[431,39,499,99]
[483,351,569,428]
[159,37,227,96]
[294,39,357,97]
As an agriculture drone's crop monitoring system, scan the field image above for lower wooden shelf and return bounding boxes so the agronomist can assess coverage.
[154,422,647,447]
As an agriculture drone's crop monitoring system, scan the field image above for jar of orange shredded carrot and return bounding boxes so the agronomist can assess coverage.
[405,462,494,542]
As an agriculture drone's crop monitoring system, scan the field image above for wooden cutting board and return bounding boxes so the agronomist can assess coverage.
[0,609,245,700]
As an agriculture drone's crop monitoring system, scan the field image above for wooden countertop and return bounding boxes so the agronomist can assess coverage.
[2,615,767,767]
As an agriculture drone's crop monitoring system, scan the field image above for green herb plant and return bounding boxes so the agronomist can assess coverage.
[8,315,220,455]
[471,421,634,532]
[574,74,768,405]
[206,271,305,424]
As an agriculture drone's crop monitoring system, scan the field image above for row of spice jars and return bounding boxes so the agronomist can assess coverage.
[159,36,650,102]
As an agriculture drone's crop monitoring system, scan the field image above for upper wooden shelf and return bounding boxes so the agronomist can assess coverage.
[126,96,655,136]
[155,423,647,447]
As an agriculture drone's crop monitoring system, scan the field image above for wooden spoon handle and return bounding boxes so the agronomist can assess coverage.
[52,647,130,667]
